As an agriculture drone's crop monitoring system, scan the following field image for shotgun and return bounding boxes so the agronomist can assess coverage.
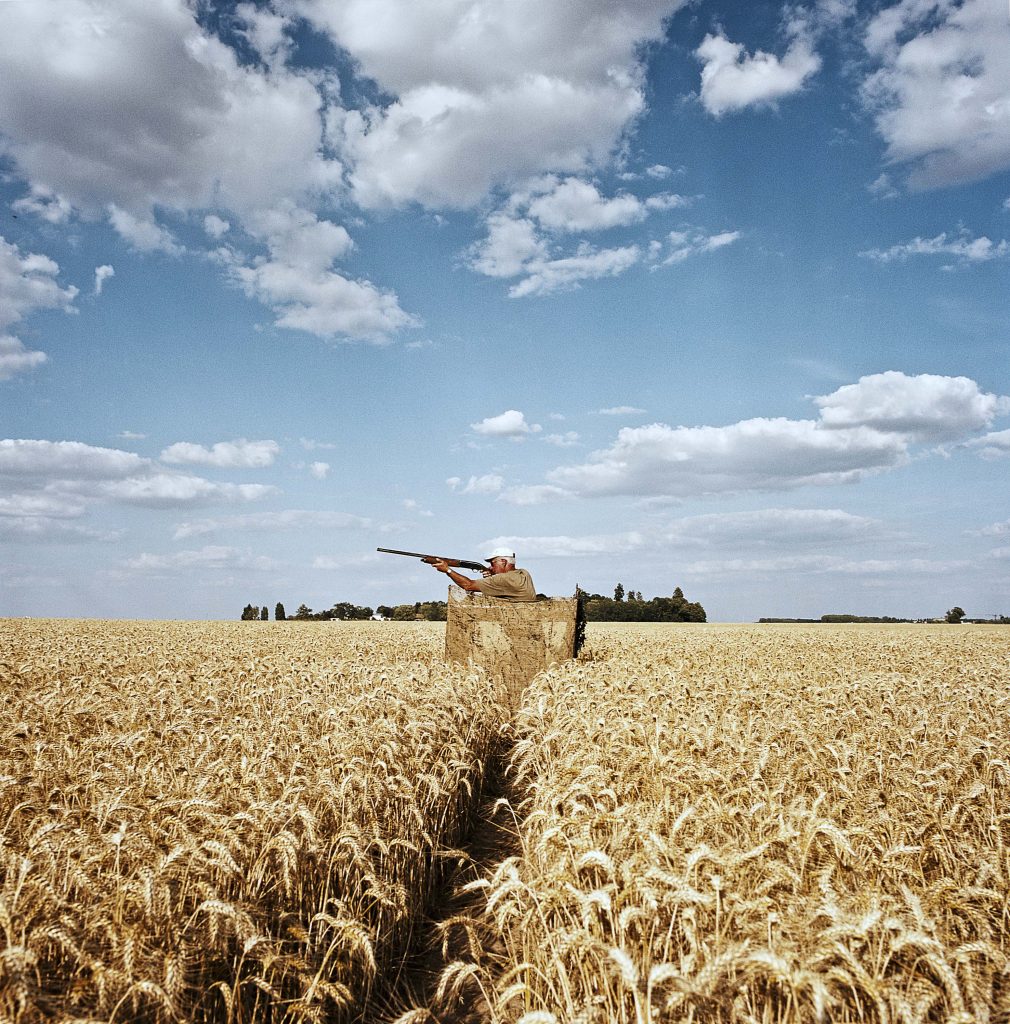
[377,547,487,573]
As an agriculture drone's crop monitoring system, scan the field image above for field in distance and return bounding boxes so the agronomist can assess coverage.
[2,619,1009,1023]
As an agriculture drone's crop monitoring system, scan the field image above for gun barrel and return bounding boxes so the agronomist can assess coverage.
[376,548,486,573]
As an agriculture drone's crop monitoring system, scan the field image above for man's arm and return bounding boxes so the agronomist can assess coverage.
[429,558,484,592]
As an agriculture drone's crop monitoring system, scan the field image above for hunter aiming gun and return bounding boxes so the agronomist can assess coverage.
[377,548,487,573]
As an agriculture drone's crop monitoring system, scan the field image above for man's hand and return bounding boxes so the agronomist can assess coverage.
[429,558,451,573]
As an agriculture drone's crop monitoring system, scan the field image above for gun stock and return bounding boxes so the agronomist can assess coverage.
[377,547,487,573]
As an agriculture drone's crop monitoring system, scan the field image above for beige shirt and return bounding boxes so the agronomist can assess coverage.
[473,567,537,602]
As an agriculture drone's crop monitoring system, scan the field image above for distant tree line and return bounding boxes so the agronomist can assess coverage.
[579,585,706,623]
[758,607,1008,624]
[239,600,449,621]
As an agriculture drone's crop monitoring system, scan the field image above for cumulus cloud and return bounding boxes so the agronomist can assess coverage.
[124,546,279,572]
[309,461,330,479]
[160,438,281,469]
[696,29,821,117]
[468,175,691,295]
[544,431,581,447]
[99,475,275,508]
[307,0,687,208]
[0,336,48,382]
[862,0,1010,189]
[814,371,1010,443]
[0,235,78,379]
[525,177,685,232]
[511,372,1009,501]
[0,438,276,541]
[0,0,418,343]
[471,410,541,438]
[964,428,1010,460]
[0,439,146,479]
[860,230,1009,264]
[547,417,907,498]
[220,204,419,341]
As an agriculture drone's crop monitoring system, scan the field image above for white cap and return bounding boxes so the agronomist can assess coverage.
[485,546,516,563]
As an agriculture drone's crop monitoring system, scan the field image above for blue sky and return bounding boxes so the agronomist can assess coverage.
[2,0,1008,621]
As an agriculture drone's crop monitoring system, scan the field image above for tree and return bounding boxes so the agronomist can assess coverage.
[275,603,286,621]
[293,604,313,620]
[945,606,966,624]
[260,606,269,621]
[614,583,625,602]
[376,605,395,619]
[241,604,258,620]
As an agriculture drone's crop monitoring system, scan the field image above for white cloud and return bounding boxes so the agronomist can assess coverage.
[679,554,968,576]
[597,405,646,416]
[498,484,571,506]
[12,185,72,224]
[965,428,1010,460]
[517,371,1008,501]
[222,210,418,340]
[815,371,1010,442]
[544,431,581,447]
[526,178,681,233]
[160,438,280,469]
[509,243,640,297]
[661,508,886,546]
[125,546,279,572]
[468,213,549,279]
[0,438,276,542]
[307,0,687,209]
[867,173,899,200]
[0,0,419,344]
[173,509,374,540]
[860,230,1009,264]
[309,461,330,479]
[0,493,87,520]
[235,2,293,69]
[646,164,673,179]
[0,235,78,379]
[482,531,646,558]
[0,439,146,479]
[547,418,907,498]
[0,0,339,219]
[471,409,541,438]
[448,473,505,495]
[696,30,821,117]
[0,336,48,381]
[0,238,79,328]
[862,0,1010,189]
[486,508,882,558]
[100,474,275,508]
[107,205,183,255]
[93,265,114,295]
[468,177,688,295]
[659,228,741,264]
[203,215,230,239]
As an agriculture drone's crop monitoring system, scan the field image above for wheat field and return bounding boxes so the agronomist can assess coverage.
[2,620,1009,1023]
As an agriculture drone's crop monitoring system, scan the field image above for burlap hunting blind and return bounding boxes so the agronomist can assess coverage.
[445,587,579,688]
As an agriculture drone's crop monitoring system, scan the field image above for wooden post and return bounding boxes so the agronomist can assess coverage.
[444,587,578,690]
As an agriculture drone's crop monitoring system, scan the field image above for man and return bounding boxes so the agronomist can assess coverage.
[429,546,537,601]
